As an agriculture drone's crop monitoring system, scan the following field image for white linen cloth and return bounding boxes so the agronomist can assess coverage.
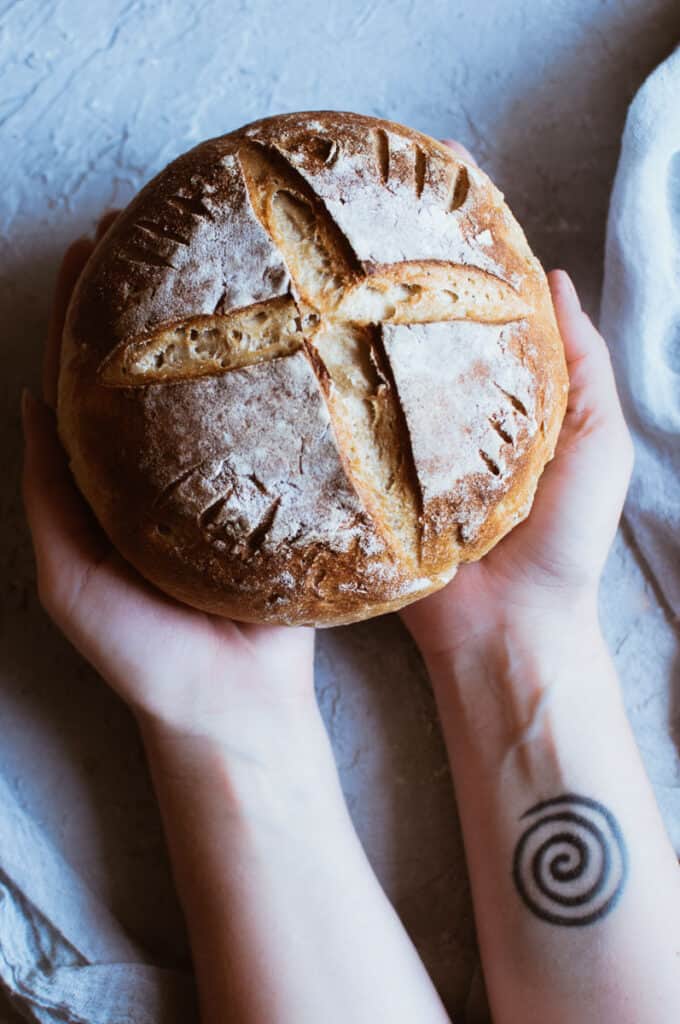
[1,46,678,1024]
[0,770,196,1022]
[601,45,680,618]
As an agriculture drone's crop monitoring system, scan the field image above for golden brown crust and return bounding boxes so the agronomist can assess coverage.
[58,111,567,627]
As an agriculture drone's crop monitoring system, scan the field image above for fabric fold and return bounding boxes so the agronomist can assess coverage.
[601,45,680,618]
[0,774,197,1023]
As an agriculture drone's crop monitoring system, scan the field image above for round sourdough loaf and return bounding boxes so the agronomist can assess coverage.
[58,111,568,627]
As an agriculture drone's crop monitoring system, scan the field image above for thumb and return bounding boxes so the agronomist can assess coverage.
[548,270,630,437]
[21,388,108,611]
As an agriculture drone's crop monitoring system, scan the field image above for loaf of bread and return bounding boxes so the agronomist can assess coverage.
[58,111,568,626]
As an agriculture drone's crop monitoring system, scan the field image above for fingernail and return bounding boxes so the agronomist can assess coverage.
[559,270,579,304]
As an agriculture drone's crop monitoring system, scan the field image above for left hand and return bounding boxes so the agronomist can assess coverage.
[22,214,316,746]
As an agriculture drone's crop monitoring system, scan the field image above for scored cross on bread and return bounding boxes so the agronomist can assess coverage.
[60,113,567,625]
[99,141,531,569]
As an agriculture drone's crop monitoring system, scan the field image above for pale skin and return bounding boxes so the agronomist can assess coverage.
[21,140,680,1023]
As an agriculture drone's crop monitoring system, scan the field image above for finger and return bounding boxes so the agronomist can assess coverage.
[44,213,122,407]
[548,269,626,425]
[440,138,478,166]
[550,268,614,369]
[21,389,108,606]
[240,621,316,657]
[44,239,94,408]
[96,209,121,241]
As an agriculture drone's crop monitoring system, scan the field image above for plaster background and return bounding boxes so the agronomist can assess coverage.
[2,1,679,1019]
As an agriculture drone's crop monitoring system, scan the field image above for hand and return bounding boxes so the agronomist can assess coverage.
[21,215,315,744]
[22,225,456,1024]
[402,141,634,664]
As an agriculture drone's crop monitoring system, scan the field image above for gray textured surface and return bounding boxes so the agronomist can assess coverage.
[2,1,680,1020]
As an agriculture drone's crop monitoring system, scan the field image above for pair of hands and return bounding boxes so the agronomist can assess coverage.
[21,140,633,743]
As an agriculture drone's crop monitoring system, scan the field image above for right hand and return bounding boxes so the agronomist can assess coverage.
[403,141,634,665]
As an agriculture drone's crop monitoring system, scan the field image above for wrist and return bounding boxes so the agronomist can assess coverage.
[427,601,600,675]
[424,604,618,746]
[128,656,319,753]
[136,696,346,825]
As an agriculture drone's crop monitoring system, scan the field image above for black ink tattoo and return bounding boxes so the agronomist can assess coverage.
[512,794,628,927]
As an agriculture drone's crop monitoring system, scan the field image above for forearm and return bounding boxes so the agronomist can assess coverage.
[138,702,450,1024]
[426,610,680,1024]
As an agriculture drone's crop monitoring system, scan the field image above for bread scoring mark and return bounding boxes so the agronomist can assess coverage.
[248,471,270,496]
[368,325,424,560]
[414,145,427,198]
[152,458,217,510]
[448,165,470,212]
[308,135,339,165]
[373,128,390,185]
[196,483,282,555]
[279,132,340,168]
[488,415,514,445]
[237,140,362,310]
[270,190,347,309]
[136,218,191,248]
[198,494,230,530]
[99,296,304,386]
[335,262,528,325]
[247,496,281,552]
[309,321,423,567]
[166,193,215,221]
[479,449,501,476]
[117,242,176,271]
[494,382,529,418]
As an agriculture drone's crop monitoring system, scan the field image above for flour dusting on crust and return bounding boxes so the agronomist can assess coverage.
[59,111,568,625]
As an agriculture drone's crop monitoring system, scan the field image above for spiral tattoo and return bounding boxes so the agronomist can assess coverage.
[512,794,628,927]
